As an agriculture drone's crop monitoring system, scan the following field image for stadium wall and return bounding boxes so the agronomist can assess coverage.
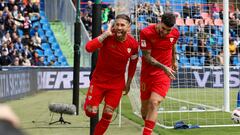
[172,67,240,88]
[0,67,90,101]
[1,66,240,101]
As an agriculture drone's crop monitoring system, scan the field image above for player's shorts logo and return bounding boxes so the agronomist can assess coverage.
[89,85,93,94]
[141,83,146,92]
[87,95,92,100]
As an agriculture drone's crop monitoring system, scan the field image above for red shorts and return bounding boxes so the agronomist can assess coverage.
[84,83,123,109]
[140,78,170,100]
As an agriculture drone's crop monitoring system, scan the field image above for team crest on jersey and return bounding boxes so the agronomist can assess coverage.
[127,48,131,53]
[170,38,174,43]
[141,40,146,47]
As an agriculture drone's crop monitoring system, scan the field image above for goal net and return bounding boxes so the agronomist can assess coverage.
[128,0,240,128]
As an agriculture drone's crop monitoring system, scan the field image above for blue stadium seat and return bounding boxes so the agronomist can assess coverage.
[51,43,60,51]
[189,26,197,33]
[179,26,188,33]
[190,57,201,66]
[17,29,23,37]
[43,60,48,66]
[179,56,190,66]
[217,36,223,46]
[40,35,47,42]
[181,44,186,52]
[176,44,182,53]
[44,48,53,56]
[48,36,57,44]
[55,49,63,57]
[47,55,56,62]
[199,56,206,66]
[40,11,45,17]
[53,62,60,66]
[58,56,68,64]
[138,15,146,22]
[235,63,240,66]
[38,29,45,36]
[40,18,48,24]
[35,49,44,56]
[230,29,236,37]
[60,62,67,66]
[233,56,239,65]
[41,43,51,50]
[45,30,53,38]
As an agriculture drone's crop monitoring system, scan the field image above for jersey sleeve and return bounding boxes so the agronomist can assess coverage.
[128,40,138,78]
[139,30,152,50]
[85,38,103,52]
[172,28,180,45]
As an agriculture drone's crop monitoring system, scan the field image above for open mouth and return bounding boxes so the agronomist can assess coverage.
[116,30,123,35]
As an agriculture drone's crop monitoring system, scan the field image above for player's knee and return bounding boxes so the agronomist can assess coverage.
[102,105,114,120]
[84,105,98,118]
[102,112,113,120]
[141,108,147,118]
[148,100,160,110]
[142,115,146,120]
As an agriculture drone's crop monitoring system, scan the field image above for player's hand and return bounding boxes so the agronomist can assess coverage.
[123,83,131,95]
[163,66,176,80]
[98,21,114,42]
[0,104,20,128]
[172,62,178,72]
[105,20,115,36]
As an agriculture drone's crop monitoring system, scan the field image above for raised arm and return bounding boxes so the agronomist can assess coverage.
[13,18,24,23]
[85,21,113,52]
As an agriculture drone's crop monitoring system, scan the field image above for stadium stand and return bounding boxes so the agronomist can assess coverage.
[0,0,68,67]
[79,0,240,67]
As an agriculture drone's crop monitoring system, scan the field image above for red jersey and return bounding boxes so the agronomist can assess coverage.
[85,34,138,89]
[140,24,180,81]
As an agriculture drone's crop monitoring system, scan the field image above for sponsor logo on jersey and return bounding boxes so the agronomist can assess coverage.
[170,38,174,43]
[111,44,117,48]
[141,40,146,47]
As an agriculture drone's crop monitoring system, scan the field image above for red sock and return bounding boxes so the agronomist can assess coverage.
[94,113,112,135]
[143,120,155,135]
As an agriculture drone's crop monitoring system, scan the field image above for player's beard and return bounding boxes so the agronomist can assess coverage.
[159,31,166,39]
[115,30,127,42]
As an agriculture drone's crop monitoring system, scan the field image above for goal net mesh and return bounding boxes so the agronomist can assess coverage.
[127,0,240,128]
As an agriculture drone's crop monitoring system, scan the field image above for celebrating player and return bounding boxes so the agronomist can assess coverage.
[139,12,180,135]
[84,14,138,135]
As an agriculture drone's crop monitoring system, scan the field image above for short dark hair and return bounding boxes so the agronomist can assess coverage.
[161,12,176,27]
[115,14,131,24]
